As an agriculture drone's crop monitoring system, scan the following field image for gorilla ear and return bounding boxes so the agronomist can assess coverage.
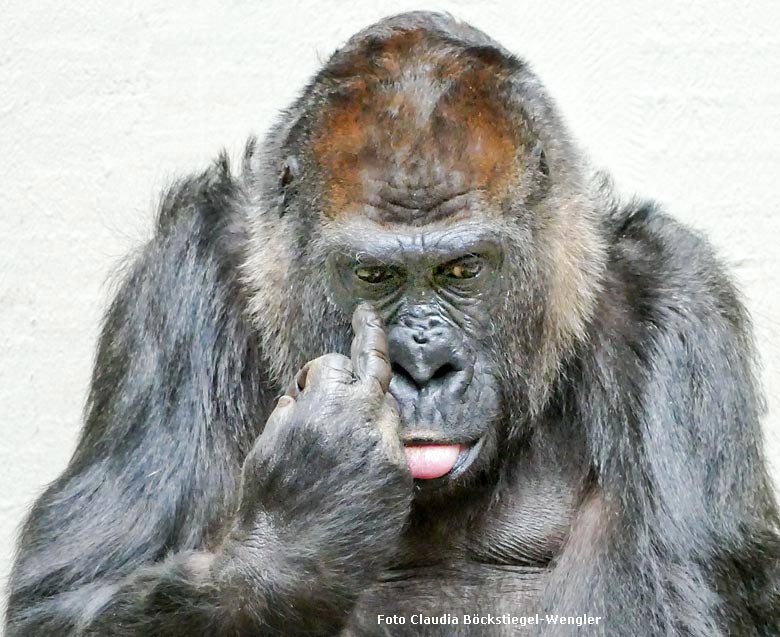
[531,141,549,180]
[281,156,298,188]
[279,156,300,216]
[528,140,550,202]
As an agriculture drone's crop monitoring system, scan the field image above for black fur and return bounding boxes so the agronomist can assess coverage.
[6,11,779,637]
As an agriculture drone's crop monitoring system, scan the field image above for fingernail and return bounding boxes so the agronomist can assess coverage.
[277,395,294,407]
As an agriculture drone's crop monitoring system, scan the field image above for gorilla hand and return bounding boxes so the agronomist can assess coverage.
[215,304,412,631]
[250,302,412,526]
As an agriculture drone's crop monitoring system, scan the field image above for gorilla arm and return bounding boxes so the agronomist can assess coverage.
[5,163,250,635]
[542,199,780,635]
[4,160,411,636]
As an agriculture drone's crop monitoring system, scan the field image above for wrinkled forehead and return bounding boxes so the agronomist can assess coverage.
[309,29,524,223]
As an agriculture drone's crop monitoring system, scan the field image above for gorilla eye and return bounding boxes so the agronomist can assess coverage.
[354,265,394,284]
[439,256,483,280]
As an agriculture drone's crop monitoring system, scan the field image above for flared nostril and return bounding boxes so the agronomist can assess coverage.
[391,362,420,388]
[429,362,457,383]
[391,360,459,388]
[388,322,470,390]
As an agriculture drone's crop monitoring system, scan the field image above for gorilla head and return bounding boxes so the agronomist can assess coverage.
[242,14,605,488]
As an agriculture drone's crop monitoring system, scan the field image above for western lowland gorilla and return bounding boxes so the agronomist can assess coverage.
[6,11,780,636]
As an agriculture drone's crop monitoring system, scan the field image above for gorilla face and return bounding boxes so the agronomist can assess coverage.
[283,30,536,486]
[247,23,604,488]
[325,217,505,483]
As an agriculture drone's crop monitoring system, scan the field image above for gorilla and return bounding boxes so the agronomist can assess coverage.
[6,11,780,636]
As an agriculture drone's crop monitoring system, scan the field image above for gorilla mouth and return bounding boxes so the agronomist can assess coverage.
[403,438,483,480]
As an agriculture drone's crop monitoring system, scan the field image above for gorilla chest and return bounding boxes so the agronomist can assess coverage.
[345,477,573,636]
[345,562,551,636]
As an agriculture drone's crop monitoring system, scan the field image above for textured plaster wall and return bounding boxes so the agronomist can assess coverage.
[1,0,779,616]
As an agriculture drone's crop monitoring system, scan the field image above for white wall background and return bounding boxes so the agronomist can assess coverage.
[1,0,779,619]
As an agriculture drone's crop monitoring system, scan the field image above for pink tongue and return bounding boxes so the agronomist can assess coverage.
[404,444,463,479]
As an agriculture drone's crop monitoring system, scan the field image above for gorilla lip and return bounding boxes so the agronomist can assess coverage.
[403,442,477,479]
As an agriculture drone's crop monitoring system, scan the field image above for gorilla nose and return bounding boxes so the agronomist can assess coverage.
[387,325,472,395]
[392,358,458,388]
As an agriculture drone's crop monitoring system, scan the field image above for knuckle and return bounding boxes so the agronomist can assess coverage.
[360,376,387,398]
[303,354,352,385]
[364,346,389,362]
[319,352,352,368]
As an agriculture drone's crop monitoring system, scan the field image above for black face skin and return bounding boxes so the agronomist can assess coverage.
[6,11,780,637]
[327,218,504,483]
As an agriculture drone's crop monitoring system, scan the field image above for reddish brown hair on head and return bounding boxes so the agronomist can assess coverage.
[310,28,526,221]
